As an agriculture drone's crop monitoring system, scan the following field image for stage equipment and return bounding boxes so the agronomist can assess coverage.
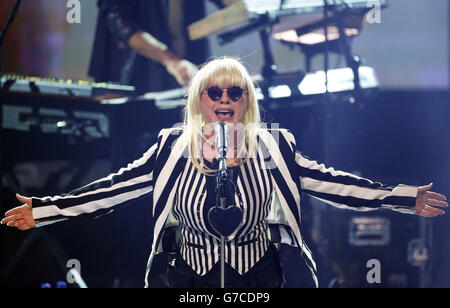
[325,208,434,288]
[270,1,386,101]
[1,74,135,98]
[189,0,385,104]
[0,79,164,288]
[298,66,378,95]
[189,0,386,42]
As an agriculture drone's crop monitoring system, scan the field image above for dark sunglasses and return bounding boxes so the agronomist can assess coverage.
[204,86,246,102]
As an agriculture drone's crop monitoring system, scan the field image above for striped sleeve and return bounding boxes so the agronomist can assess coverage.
[278,129,418,214]
[295,151,417,213]
[31,142,158,226]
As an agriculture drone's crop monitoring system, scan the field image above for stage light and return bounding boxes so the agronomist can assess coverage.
[255,87,265,101]
[269,85,292,98]
[56,121,67,128]
[298,66,378,95]
[273,26,359,45]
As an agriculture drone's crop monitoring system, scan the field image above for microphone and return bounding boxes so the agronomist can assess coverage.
[215,120,228,158]
[214,121,228,179]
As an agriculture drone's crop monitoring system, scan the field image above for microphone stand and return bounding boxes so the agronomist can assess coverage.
[216,122,228,288]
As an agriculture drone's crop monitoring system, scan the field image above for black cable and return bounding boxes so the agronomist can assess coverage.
[278,0,286,11]
[323,0,331,94]
[0,0,22,46]
[0,0,23,72]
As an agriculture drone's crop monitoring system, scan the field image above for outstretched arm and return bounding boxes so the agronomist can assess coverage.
[296,151,447,216]
[280,129,448,216]
[2,142,158,230]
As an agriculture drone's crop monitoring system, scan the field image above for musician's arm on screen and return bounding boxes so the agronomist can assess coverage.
[100,0,196,85]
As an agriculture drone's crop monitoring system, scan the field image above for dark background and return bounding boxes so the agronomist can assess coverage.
[1,0,449,288]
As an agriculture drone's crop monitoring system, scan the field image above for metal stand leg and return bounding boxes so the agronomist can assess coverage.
[219,197,226,288]
[220,235,225,288]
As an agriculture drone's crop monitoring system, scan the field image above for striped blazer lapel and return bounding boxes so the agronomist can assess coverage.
[152,128,187,251]
[258,129,319,286]
[146,129,187,287]
[257,129,303,245]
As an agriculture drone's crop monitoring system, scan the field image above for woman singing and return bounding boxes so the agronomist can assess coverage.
[2,57,447,288]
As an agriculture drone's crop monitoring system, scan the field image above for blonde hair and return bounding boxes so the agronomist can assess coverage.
[183,57,261,175]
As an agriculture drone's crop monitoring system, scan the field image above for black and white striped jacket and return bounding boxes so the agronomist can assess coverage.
[31,127,418,287]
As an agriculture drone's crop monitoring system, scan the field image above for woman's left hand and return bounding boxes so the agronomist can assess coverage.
[413,183,448,217]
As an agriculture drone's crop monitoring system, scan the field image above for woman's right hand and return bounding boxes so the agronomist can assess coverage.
[1,194,35,230]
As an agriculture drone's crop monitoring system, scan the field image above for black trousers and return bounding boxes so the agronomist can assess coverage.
[167,245,283,288]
